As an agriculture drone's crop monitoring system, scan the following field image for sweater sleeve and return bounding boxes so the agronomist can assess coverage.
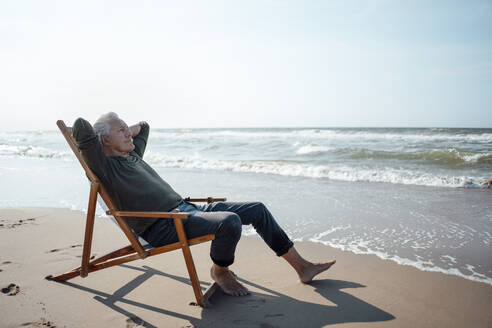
[72,118,108,180]
[133,121,150,158]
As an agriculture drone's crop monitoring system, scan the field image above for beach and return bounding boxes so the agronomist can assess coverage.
[1,207,491,328]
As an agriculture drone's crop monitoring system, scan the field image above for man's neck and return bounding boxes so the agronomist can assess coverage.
[103,147,130,157]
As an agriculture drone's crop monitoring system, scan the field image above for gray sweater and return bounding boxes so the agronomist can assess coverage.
[72,118,182,234]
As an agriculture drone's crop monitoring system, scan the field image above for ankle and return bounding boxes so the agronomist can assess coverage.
[282,247,312,274]
[212,264,229,275]
[297,261,313,274]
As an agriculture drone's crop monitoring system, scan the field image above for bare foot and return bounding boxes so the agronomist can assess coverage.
[299,260,336,284]
[282,246,336,283]
[210,265,249,296]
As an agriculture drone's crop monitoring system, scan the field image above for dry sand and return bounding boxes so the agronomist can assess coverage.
[1,208,491,328]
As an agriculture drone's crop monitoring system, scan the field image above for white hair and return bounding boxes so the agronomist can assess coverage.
[93,112,119,139]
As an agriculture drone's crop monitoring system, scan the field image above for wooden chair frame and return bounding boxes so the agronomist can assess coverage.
[46,120,222,307]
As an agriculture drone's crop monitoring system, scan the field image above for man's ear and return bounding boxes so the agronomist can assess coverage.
[101,135,109,146]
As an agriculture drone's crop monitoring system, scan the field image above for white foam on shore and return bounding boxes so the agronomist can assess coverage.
[308,237,492,286]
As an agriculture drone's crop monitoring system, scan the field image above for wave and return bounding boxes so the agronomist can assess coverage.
[150,128,492,144]
[344,148,492,166]
[145,153,490,188]
[2,129,492,147]
[292,143,492,166]
[7,141,488,170]
[295,144,334,155]
[0,144,71,159]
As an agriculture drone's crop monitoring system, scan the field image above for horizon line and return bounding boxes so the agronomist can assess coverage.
[2,125,492,133]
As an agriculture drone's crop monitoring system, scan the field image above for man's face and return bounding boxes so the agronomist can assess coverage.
[103,119,135,155]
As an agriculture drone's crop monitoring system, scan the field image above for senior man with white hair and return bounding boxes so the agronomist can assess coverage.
[72,112,335,296]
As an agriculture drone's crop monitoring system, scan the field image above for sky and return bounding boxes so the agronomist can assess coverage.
[1,0,491,131]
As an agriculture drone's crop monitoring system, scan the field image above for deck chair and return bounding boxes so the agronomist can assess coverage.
[46,120,222,307]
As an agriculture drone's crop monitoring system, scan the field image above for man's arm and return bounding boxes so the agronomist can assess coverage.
[132,121,150,158]
[72,118,108,180]
[129,124,141,138]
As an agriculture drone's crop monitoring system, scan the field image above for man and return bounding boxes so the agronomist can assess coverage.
[73,112,335,296]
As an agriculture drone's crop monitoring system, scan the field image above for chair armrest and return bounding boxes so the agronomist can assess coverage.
[106,210,190,219]
[184,197,227,203]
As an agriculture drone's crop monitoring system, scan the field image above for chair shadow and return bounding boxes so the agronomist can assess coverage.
[58,264,394,327]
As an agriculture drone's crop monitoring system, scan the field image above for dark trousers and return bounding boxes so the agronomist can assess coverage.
[141,201,293,267]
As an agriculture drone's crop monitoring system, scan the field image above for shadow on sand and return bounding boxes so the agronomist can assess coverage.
[59,264,394,327]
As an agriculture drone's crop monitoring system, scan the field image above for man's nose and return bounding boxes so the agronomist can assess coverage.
[125,128,131,137]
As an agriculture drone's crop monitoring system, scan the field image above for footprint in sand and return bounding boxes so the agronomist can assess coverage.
[21,317,56,327]
[1,283,20,296]
[0,217,37,229]
[46,244,83,254]
[0,261,12,273]
[76,255,96,260]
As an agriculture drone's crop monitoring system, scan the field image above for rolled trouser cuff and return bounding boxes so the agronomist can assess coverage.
[211,255,235,267]
[275,240,294,257]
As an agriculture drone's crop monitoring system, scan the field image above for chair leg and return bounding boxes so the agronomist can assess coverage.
[181,245,206,306]
[80,182,98,277]
[203,282,219,304]
[46,268,83,282]
[46,245,136,282]
[173,218,206,306]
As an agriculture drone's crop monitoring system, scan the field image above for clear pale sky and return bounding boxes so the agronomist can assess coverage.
[1,0,491,131]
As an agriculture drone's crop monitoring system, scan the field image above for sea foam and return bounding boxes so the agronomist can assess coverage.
[144,152,488,188]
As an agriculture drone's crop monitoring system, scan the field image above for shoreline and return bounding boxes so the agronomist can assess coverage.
[301,235,492,287]
[1,207,492,327]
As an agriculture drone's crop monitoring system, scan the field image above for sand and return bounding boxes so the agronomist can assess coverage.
[1,207,491,328]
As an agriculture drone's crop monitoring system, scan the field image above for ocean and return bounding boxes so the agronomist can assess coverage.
[1,127,491,285]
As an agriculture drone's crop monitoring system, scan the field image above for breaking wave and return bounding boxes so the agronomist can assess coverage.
[0,144,71,159]
[343,148,492,166]
[145,153,489,188]
[151,128,492,144]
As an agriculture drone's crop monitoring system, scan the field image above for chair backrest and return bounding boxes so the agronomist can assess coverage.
[56,120,118,211]
[57,120,149,258]
[57,121,99,183]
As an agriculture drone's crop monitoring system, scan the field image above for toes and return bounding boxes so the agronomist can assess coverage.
[226,287,248,296]
[223,284,249,296]
[326,260,336,268]
[211,268,249,297]
[226,285,249,296]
